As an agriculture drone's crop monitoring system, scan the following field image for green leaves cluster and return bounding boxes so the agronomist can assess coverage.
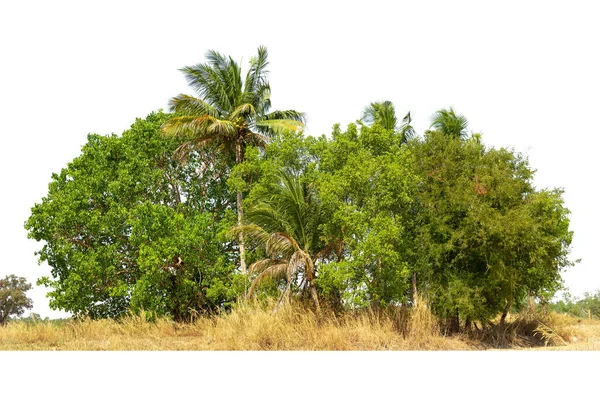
[237,111,574,329]
[26,111,240,320]
[549,290,600,319]
[0,275,33,325]
[24,47,575,329]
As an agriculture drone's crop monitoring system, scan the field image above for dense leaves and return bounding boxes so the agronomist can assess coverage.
[0,275,33,325]
[25,49,575,329]
[162,46,305,274]
[26,111,240,320]
[408,130,573,329]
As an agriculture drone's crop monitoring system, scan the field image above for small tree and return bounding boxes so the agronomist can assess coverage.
[0,275,33,325]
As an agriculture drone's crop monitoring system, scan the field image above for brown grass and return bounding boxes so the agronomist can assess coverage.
[1,301,597,351]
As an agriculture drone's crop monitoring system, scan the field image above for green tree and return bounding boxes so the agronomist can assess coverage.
[430,107,469,139]
[361,101,415,144]
[552,290,600,319]
[317,123,419,309]
[162,46,305,274]
[0,275,33,325]
[408,129,574,331]
[26,111,239,320]
[234,170,325,310]
[362,101,398,131]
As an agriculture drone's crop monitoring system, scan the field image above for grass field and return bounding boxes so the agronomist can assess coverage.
[1,302,598,350]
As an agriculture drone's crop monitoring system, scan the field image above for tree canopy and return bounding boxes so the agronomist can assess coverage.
[162,46,305,275]
[25,48,575,330]
[26,111,241,320]
[0,275,33,325]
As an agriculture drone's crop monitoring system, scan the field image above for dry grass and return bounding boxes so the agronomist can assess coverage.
[467,308,600,350]
[1,301,597,351]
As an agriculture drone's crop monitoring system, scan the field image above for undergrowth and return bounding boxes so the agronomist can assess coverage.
[0,299,595,350]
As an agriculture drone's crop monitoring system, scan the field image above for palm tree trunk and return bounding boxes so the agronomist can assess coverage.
[235,137,247,274]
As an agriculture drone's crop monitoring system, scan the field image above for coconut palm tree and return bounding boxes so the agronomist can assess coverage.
[362,100,398,131]
[361,100,415,144]
[430,107,469,139]
[232,171,324,311]
[162,46,305,274]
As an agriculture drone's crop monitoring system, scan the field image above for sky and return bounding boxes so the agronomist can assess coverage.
[0,0,598,319]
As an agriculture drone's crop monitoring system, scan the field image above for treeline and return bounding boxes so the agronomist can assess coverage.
[25,47,574,332]
[549,291,600,319]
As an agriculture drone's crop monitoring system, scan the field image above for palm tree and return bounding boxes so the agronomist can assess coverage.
[361,100,415,144]
[430,107,469,139]
[232,171,324,311]
[362,100,398,131]
[162,46,305,274]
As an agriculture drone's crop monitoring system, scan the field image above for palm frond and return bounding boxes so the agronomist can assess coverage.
[229,224,270,246]
[289,249,313,278]
[265,232,297,258]
[247,206,286,234]
[263,110,306,124]
[229,103,256,122]
[275,171,312,249]
[207,119,237,138]
[248,258,278,274]
[430,107,469,139]
[161,115,215,138]
[180,61,233,112]
[399,111,416,143]
[255,119,305,135]
[168,94,221,118]
[249,82,272,115]
[246,262,288,298]
[204,50,243,109]
[244,46,270,101]
[361,101,397,131]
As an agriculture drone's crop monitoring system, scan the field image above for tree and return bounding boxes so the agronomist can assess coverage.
[550,290,600,318]
[162,46,305,274]
[0,275,33,325]
[361,101,415,144]
[26,111,240,320]
[317,123,418,310]
[362,101,398,131]
[407,129,574,331]
[234,170,324,311]
[430,107,469,139]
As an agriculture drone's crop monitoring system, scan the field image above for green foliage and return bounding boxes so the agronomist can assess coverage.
[0,275,33,325]
[429,107,469,139]
[361,100,415,143]
[236,169,325,309]
[162,46,306,274]
[407,129,574,328]
[24,70,576,333]
[317,123,418,308]
[26,111,240,320]
[549,290,600,318]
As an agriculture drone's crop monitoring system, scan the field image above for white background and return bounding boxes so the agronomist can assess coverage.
[1,0,598,320]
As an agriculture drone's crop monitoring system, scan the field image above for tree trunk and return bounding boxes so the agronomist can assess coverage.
[450,308,460,333]
[235,138,247,275]
[411,272,418,308]
[500,299,511,325]
[310,284,321,312]
[464,316,472,332]
[307,259,320,312]
[527,294,535,313]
